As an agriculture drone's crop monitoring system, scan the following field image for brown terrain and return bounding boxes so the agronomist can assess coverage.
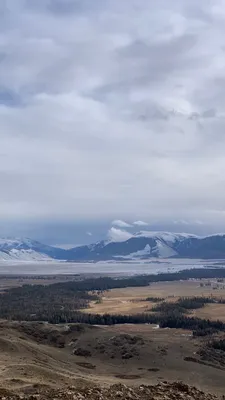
[0,321,224,397]
[0,382,220,400]
[0,277,225,399]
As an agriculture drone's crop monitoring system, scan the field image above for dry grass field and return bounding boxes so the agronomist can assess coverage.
[86,279,225,320]
[191,304,225,321]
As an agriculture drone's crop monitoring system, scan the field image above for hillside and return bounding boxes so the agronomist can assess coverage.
[0,321,223,398]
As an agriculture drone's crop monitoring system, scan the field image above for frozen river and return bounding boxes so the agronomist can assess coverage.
[0,258,224,276]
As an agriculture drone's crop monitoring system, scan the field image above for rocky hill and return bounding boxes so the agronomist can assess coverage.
[0,382,219,400]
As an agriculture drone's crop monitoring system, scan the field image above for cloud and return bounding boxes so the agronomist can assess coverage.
[86,231,92,236]
[173,220,190,225]
[133,220,149,226]
[112,219,132,228]
[194,220,204,225]
[108,227,133,242]
[173,219,204,226]
[0,0,225,233]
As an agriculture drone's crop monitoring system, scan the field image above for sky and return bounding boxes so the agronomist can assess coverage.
[1,0,225,244]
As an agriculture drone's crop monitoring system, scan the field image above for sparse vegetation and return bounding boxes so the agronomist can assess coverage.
[193,328,219,337]
[210,339,225,352]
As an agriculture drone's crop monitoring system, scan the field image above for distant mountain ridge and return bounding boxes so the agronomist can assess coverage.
[0,237,67,262]
[67,231,225,261]
[1,232,225,261]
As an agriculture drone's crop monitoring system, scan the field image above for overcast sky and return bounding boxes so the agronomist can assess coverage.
[1,0,225,243]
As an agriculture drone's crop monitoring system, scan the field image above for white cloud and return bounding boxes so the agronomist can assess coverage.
[0,0,225,230]
[173,220,190,225]
[112,219,132,228]
[108,227,133,242]
[86,231,92,236]
[194,220,204,225]
[133,220,149,226]
[173,219,204,226]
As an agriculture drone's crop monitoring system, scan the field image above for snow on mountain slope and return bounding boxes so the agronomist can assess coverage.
[154,239,178,258]
[0,237,66,262]
[0,249,52,262]
[0,237,57,251]
[117,244,152,259]
[116,241,177,260]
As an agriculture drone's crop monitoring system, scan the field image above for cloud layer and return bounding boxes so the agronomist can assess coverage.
[133,221,149,227]
[112,220,132,228]
[108,227,133,242]
[1,0,225,229]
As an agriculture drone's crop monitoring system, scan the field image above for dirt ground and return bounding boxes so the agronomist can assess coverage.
[86,280,225,320]
[0,321,224,397]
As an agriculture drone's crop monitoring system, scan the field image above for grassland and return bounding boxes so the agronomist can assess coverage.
[86,279,225,321]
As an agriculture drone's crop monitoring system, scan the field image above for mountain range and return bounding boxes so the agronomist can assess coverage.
[1,231,225,262]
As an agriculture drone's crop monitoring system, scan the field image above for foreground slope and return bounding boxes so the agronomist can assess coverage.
[0,321,224,396]
[0,382,219,400]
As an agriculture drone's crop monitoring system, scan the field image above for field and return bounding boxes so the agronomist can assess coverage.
[86,279,225,321]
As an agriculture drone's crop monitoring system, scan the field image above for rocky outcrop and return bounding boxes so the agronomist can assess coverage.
[0,382,219,400]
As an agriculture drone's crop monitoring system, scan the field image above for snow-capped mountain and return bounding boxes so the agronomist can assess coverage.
[66,231,225,261]
[1,232,225,262]
[0,238,67,262]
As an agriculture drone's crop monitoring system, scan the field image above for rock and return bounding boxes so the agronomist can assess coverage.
[73,348,92,357]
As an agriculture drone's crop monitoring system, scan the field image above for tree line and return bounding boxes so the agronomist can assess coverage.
[152,296,225,314]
